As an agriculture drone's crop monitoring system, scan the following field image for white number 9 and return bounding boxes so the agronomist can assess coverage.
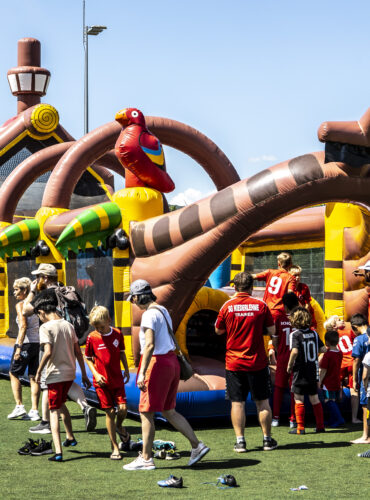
[268,276,282,295]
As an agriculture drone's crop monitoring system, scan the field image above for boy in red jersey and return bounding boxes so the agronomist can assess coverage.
[319,330,345,427]
[287,307,326,435]
[215,272,277,452]
[252,252,296,320]
[289,265,317,329]
[85,306,130,460]
[271,292,299,428]
[324,315,361,424]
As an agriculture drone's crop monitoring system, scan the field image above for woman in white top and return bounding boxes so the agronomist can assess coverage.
[123,279,209,471]
[8,277,41,421]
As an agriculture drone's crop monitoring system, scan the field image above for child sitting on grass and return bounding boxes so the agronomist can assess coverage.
[84,306,130,460]
[319,330,345,427]
[287,307,326,435]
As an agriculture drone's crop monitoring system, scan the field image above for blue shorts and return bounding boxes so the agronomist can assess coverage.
[360,381,368,406]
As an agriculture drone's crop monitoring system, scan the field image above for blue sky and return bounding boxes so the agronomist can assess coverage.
[1,1,370,205]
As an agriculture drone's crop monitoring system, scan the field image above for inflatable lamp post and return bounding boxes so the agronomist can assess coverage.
[7,38,51,114]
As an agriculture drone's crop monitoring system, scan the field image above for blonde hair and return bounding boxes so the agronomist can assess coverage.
[290,307,312,329]
[290,264,302,274]
[277,252,292,270]
[323,315,340,331]
[13,277,31,292]
[89,305,110,325]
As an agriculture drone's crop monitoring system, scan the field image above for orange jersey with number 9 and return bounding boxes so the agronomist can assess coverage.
[255,269,296,312]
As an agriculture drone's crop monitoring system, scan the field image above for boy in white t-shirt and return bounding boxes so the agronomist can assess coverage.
[34,289,90,462]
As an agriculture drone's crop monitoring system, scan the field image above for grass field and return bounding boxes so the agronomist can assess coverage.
[0,378,368,500]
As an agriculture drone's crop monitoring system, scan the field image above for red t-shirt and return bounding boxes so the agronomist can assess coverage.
[295,282,317,328]
[337,325,356,369]
[274,311,293,368]
[215,292,274,371]
[255,269,296,313]
[320,349,343,391]
[85,327,125,389]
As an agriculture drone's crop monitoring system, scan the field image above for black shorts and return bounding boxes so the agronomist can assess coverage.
[10,343,40,377]
[291,382,318,396]
[226,366,272,402]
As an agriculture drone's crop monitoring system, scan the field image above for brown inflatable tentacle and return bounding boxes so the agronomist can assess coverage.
[41,117,240,209]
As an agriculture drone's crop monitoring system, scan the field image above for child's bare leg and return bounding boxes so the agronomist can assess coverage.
[105,407,120,455]
[50,408,62,454]
[116,404,128,438]
[60,403,74,441]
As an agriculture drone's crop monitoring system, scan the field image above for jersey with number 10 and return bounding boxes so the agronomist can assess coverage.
[290,328,324,386]
[255,269,296,313]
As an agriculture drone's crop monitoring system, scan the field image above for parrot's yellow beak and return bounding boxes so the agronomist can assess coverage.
[115,109,128,123]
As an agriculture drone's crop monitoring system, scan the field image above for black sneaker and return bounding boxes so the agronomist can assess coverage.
[30,439,53,455]
[48,453,63,462]
[315,428,325,433]
[29,421,51,434]
[358,450,370,458]
[18,438,40,455]
[289,428,306,435]
[117,430,131,451]
[84,406,97,432]
[233,441,247,453]
[62,438,77,447]
[263,437,278,451]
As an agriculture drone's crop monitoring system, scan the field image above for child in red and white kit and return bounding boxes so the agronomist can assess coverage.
[85,306,131,460]
[319,330,345,428]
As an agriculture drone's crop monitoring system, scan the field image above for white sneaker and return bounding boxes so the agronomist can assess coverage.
[123,452,156,470]
[187,442,210,466]
[8,405,27,419]
[271,419,279,427]
[26,409,41,421]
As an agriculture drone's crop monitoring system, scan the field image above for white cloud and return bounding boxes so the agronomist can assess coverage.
[248,154,277,163]
[169,188,216,206]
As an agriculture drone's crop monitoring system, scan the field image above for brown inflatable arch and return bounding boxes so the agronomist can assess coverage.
[41,117,240,208]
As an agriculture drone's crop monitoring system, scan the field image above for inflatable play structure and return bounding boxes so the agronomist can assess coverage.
[1,38,370,418]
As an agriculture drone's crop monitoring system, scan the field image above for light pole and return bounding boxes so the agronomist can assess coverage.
[83,0,106,135]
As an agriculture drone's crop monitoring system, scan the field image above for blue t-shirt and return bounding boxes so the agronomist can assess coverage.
[352,332,370,360]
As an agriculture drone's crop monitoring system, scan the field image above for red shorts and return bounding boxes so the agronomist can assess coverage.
[139,352,180,413]
[48,380,73,410]
[275,361,291,389]
[340,365,353,388]
[95,384,127,409]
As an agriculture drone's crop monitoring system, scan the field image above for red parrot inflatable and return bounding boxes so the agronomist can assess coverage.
[115,108,175,193]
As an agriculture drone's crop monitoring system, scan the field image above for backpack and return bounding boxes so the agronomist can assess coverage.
[54,286,90,339]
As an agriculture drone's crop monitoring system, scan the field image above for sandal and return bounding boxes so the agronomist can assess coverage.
[110,452,123,460]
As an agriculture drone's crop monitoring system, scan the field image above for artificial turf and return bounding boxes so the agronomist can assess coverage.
[0,378,368,500]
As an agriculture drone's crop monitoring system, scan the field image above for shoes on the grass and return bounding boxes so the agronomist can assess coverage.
[289,428,305,435]
[234,441,247,453]
[48,453,63,462]
[62,438,78,447]
[23,409,41,421]
[84,405,97,432]
[315,428,326,433]
[18,438,40,455]
[123,452,156,470]
[157,475,183,488]
[358,450,370,458]
[117,430,131,451]
[290,421,297,428]
[154,449,181,460]
[188,441,210,466]
[30,439,53,455]
[263,437,278,450]
[29,421,51,434]
[8,405,27,419]
[271,419,279,427]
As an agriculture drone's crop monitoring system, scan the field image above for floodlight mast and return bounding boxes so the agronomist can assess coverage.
[83,0,107,135]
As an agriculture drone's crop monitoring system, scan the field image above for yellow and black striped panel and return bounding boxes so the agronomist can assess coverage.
[230,248,244,283]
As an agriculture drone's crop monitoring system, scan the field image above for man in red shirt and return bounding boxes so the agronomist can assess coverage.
[289,265,317,329]
[252,252,296,321]
[215,272,277,453]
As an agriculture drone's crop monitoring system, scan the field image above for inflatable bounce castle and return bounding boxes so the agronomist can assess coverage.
[1,38,370,418]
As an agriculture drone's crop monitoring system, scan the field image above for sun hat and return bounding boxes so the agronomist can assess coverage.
[31,263,57,277]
